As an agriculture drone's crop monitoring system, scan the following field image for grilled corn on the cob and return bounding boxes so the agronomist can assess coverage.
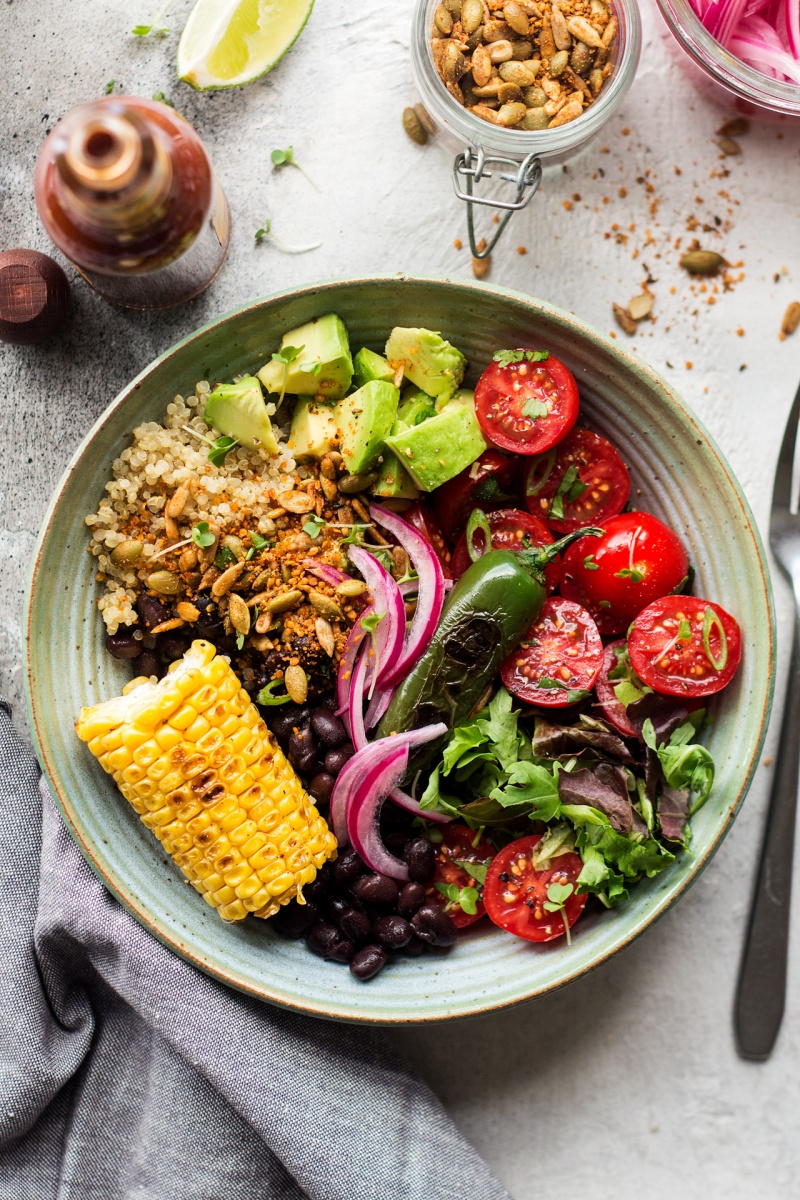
[75,639,337,922]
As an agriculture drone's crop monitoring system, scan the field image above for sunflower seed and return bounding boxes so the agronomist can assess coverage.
[165,483,191,520]
[315,617,336,657]
[211,562,246,597]
[471,44,494,85]
[276,490,316,514]
[176,601,200,622]
[550,4,571,49]
[489,39,515,63]
[548,96,583,125]
[566,15,603,47]
[628,292,654,321]
[284,665,308,705]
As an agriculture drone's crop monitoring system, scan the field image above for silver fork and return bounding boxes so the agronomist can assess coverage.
[735,380,800,1061]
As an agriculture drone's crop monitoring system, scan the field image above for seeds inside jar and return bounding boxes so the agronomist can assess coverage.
[430,0,616,130]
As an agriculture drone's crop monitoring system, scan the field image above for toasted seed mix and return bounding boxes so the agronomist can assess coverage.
[403,106,428,144]
[781,301,800,339]
[432,0,616,130]
[680,249,726,276]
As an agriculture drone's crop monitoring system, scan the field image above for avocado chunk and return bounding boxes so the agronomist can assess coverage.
[335,380,400,476]
[372,454,420,500]
[395,385,436,430]
[353,347,394,390]
[257,313,353,401]
[203,377,278,457]
[384,389,486,491]
[385,327,466,405]
[288,398,338,462]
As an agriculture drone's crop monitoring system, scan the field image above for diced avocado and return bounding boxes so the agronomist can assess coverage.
[203,377,278,457]
[257,313,353,401]
[395,385,436,430]
[335,380,400,476]
[385,327,466,405]
[384,389,486,492]
[353,347,394,389]
[373,454,420,500]
[287,398,338,462]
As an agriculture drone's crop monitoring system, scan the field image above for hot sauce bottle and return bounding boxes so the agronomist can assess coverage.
[34,97,230,310]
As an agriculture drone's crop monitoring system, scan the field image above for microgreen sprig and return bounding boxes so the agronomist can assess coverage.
[152,90,174,107]
[270,146,321,192]
[254,218,321,255]
[303,514,327,540]
[132,0,170,36]
[207,434,239,467]
[543,881,575,945]
[191,521,216,549]
[271,343,304,408]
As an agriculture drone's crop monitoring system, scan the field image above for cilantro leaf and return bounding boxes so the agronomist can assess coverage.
[614,566,645,582]
[549,465,588,521]
[522,399,548,420]
[458,887,479,915]
[339,523,371,547]
[105,79,115,94]
[152,91,174,106]
[214,545,236,570]
[235,631,245,650]
[492,349,550,367]
[271,343,304,366]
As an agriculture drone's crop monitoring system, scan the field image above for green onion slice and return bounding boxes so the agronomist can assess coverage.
[702,606,728,672]
[466,508,492,563]
[525,448,557,497]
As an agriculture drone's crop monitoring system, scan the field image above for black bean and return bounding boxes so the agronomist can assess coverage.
[397,881,427,918]
[411,903,459,947]
[306,922,354,962]
[310,709,348,747]
[324,745,355,776]
[403,837,437,884]
[324,894,351,924]
[303,876,330,905]
[135,593,170,629]
[350,943,389,981]
[271,900,319,938]
[134,650,162,679]
[269,703,312,744]
[158,632,189,663]
[351,873,400,908]
[333,847,367,886]
[340,908,371,944]
[373,914,413,950]
[383,831,409,855]
[105,631,141,660]
[402,935,427,957]
[288,722,320,776]
[308,772,335,805]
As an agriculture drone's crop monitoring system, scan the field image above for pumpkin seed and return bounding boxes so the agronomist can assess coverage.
[522,85,547,107]
[315,617,336,658]
[680,250,726,275]
[497,81,523,104]
[538,19,556,57]
[403,106,428,144]
[570,41,593,74]
[471,44,493,85]
[337,578,367,597]
[503,2,529,35]
[443,0,460,15]
[589,67,604,93]
[566,15,603,47]
[484,19,512,41]
[461,0,483,33]
[717,137,741,156]
[228,593,251,636]
[628,293,654,321]
[211,561,246,598]
[466,25,484,50]
[284,665,308,705]
[781,302,800,337]
[499,60,537,86]
[309,590,344,620]
[612,303,637,336]
[496,100,527,126]
[110,539,143,566]
[445,79,464,104]
[442,41,467,82]
[277,490,315,514]
[250,568,272,592]
[589,0,609,16]
[489,39,514,63]
[548,50,569,76]
[338,472,378,494]
[434,2,453,34]
[551,4,571,50]
[511,40,534,60]
[472,80,504,97]
[263,589,303,613]
[147,569,181,595]
[176,601,200,622]
[520,106,550,129]
[718,116,750,137]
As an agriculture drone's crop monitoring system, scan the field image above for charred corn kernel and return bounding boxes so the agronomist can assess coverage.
[76,640,337,922]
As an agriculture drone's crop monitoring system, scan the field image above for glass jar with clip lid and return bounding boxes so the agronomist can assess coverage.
[411,0,642,259]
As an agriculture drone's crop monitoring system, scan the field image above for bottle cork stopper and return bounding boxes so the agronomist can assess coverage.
[0,249,71,345]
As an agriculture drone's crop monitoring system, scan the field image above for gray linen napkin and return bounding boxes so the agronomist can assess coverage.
[0,703,512,1200]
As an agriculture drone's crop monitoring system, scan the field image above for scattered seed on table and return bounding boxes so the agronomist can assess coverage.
[717,137,741,156]
[613,303,637,336]
[781,301,800,338]
[680,249,726,276]
[402,106,428,145]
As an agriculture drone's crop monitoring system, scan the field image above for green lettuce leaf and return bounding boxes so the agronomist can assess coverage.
[489,759,561,821]
[642,717,715,811]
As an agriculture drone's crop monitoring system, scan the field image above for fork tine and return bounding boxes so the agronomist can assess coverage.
[772,379,800,513]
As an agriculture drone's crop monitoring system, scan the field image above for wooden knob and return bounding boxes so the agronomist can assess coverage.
[0,249,70,344]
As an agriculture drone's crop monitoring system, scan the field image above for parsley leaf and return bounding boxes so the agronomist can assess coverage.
[214,545,236,570]
[522,399,548,420]
[208,434,238,467]
[549,465,588,521]
[191,521,216,549]
[256,680,291,706]
[492,349,550,367]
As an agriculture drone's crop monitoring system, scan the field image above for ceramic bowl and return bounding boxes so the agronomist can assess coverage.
[25,277,775,1024]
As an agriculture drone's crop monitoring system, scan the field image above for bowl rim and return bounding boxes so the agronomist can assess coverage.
[24,274,776,1024]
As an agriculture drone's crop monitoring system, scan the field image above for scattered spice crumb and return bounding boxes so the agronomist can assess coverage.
[472,237,490,280]
[563,200,574,212]
[517,246,527,256]
[685,361,693,369]
[453,238,462,250]
[622,127,630,136]
[764,756,773,767]
[619,187,628,198]
[572,193,581,202]
[736,328,745,337]
[492,214,499,225]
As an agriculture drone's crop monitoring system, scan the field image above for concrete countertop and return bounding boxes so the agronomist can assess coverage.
[2,0,799,1194]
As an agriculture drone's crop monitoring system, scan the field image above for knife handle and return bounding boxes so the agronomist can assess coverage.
[734,600,800,1060]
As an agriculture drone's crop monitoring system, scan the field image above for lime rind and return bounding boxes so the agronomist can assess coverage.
[177,0,315,91]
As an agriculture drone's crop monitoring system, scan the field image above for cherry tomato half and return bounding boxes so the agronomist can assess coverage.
[450,508,561,594]
[474,352,580,456]
[484,834,587,943]
[628,595,742,698]
[501,596,603,707]
[594,639,639,738]
[524,428,631,533]
[403,502,453,579]
[429,824,496,928]
[560,512,689,636]
[433,450,523,543]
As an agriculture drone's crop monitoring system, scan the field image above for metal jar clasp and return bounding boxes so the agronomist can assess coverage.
[452,146,542,258]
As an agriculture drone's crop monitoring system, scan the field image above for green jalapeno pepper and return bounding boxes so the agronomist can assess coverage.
[377,520,601,773]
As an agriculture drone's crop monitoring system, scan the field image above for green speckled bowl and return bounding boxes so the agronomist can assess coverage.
[25,277,775,1024]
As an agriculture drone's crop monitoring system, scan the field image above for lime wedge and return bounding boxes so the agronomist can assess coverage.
[177,0,314,91]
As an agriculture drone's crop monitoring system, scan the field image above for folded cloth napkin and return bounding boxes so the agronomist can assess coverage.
[0,703,512,1200]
